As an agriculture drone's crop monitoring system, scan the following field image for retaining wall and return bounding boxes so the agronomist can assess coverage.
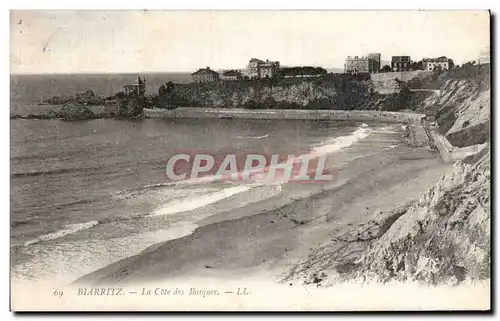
[430,130,488,163]
[144,107,424,124]
[371,70,432,82]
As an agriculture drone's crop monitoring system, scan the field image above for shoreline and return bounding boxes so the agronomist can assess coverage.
[143,107,425,124]
[75,139,450,286]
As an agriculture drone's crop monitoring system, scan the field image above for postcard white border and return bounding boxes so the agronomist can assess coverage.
[3,0,498,319]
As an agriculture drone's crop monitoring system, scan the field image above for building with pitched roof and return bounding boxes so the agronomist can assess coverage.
[220,70,243,81]
[246,58,280,79]
[191,67,220,83]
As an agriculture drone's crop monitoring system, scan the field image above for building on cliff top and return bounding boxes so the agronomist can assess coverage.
[123,76,146,97]
[191,67,220,83]
[422,57,451,71]
[477,49,490,65]
[247,58,280,79]
[344,54,380,74]
[391,56,411,72]
[220,70,243,81]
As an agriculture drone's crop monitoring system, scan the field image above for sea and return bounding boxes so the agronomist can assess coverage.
[10,74,405,284]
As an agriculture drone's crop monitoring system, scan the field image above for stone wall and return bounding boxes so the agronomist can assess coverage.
[371,70,432,82]
[144,107,424,124]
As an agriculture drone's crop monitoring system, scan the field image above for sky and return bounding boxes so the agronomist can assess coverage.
[10,10,490,74]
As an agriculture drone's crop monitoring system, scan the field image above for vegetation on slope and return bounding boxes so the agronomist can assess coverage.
[415,63,490,147]
[151,73,422,112]
[281,63,491,287]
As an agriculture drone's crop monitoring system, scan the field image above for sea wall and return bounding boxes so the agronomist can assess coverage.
[429,129,488,163]
[371,71,432,82]
[371,71,433,95]
[144,107,424,124]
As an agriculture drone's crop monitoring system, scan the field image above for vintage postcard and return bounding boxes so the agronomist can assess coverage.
[10,10,491,311]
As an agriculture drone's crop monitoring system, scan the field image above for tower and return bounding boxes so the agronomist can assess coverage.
[137,76,146,97]
[367,53,381,73]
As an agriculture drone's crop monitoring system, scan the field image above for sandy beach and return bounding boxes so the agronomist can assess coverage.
[76,141,451,286]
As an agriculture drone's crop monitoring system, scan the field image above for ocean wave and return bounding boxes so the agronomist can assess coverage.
[310,127,370,156]
[142,128,370,218]
[24,221,99,246]
[19,125,371,247]
[167,125,371,187]
[11,220,32,229]
[11,166,102,179]
[147,185,253,217]
[234,134,269,139]
[111,182,178,199]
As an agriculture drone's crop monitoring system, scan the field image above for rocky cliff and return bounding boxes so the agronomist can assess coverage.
[417,64,490,147]
[356,147,490,284]
[170,75,370,110]
[357,64,491,285]
[158,74,417,112]
[283,64,491,287]
[283,145,490,287]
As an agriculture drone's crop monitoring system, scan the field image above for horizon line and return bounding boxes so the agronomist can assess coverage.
[9,67,347,76]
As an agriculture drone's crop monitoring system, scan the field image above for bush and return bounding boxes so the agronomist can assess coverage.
[58,104,97,121]
[118,94,144,118]
[278,66,327,78]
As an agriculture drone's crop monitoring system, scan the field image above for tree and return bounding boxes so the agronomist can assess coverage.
[380,65,392,73]
[159,81,175,96]
[448,59,455,69]
[410,60,424,70]
[278,66,327,77]
[155,81,179,109]
[433,65,443,72]
[118,93,143,118]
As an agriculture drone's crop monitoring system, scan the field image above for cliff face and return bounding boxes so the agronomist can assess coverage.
[283,146,490,287]
[351,65,491,286]
[172,76,374,110]
[283,65,491,287]
[418,64,491,148]
[355,147,490,285]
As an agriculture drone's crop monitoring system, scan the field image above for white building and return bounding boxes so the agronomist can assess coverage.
[423,57,450,71]
[478,49,490,65]
[247,58,280,79]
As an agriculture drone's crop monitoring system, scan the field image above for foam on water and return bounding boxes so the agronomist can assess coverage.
[13,222,198,283]
[11,123,397,284]
[19,125,372,246]
[148,125,373,218]
[148,185,253,217]
[310,127,370,156]
[177,125,372,187]
[24,221,99,246]
[234,134,269,139]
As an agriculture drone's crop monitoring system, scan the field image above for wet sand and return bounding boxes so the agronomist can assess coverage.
[77,143,451,286]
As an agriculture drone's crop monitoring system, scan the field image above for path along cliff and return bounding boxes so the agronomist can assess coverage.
[282,63,491,287]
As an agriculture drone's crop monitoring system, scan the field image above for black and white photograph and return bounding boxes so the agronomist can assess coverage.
[9,10,491,311]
